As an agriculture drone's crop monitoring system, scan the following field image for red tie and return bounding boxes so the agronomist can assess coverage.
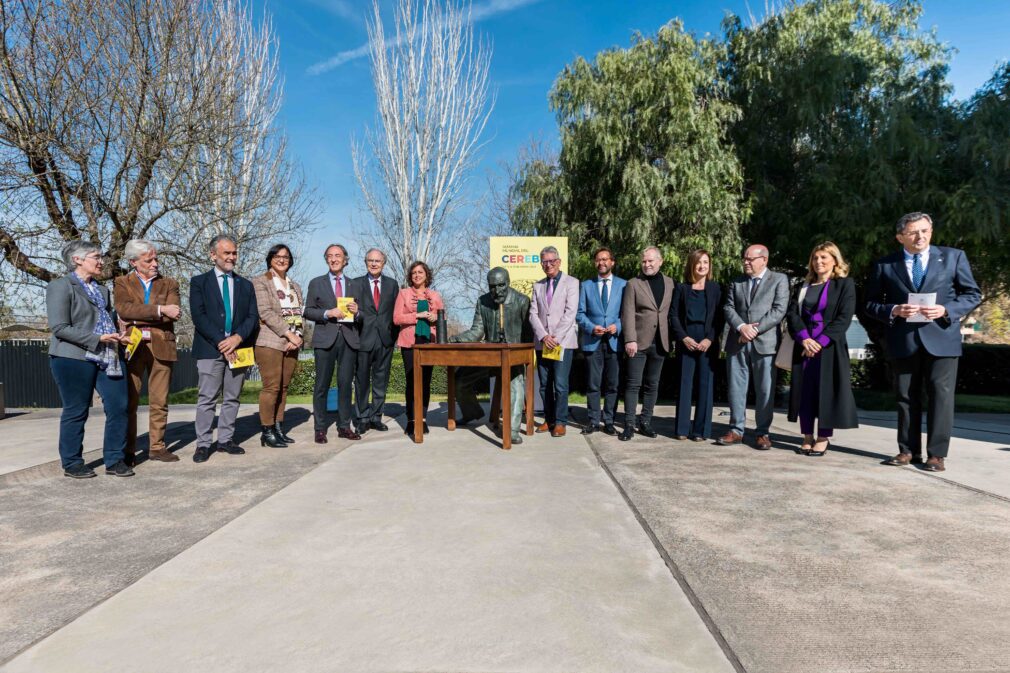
[372,279,380,309]
[334,275,342,299]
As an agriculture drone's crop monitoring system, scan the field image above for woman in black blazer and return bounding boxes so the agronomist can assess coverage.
[785,242,859,456]
[670,249,722,441]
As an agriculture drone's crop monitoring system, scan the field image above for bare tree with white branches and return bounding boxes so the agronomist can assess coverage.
[0,0,319,300]
[352,0,493,285]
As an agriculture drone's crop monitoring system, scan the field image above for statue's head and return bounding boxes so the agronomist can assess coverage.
[487,267,510,305]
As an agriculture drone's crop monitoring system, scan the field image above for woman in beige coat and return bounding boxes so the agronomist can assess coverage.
[252,244,304,447]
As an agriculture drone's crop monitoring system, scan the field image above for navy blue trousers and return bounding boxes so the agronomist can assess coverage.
[50,356,128,469]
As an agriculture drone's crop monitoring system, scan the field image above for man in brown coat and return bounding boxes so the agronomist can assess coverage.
[114,239,182,464]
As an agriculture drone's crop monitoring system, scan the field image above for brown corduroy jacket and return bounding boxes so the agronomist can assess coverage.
[113,273,180,361]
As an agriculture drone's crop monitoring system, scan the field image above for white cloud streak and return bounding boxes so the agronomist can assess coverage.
[306,0,543,76]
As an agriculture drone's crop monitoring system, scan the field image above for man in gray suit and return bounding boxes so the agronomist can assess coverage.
[718,244,789,450]
[303,244,362,442]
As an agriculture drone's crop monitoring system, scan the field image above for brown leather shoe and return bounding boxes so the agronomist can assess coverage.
[754,435,772,450]
[716,431,743,446]
[337,427,361,441]
[535,422,552,433]
[886,452,914,466]
[149,450,179,463]
[924,456,946,472]
[314,430,328,444]
[551,425,566,437]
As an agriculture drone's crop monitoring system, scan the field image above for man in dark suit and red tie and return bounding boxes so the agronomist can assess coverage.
[865,212,981,472]
[355,248,399,435]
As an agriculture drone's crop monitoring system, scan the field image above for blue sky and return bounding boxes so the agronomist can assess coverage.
[262,0,1010,281]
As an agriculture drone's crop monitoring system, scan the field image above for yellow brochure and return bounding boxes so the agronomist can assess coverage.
[542,343,564,361]
[336,297,356,323]
[229,347,256,369]
[123,326,144,361]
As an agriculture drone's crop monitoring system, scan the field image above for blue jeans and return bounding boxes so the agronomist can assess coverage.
[50,356,128,469]
[537,347,574,426]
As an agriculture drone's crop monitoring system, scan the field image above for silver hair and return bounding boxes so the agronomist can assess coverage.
[124,239,156,262]
[540,245,560,258]
[62,240,101,272]
[364,247,387,262]
[895,212,932,234]
[209,233,237,253]
[641,245,663,260]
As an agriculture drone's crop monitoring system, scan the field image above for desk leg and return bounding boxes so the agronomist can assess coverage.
[413,356,424,444]
[490,378,502,432]
[525,353,535,435]
[500,355,511,450]
[447,366,456,431]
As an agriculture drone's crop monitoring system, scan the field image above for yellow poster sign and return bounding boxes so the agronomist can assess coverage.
[489,236,568,297]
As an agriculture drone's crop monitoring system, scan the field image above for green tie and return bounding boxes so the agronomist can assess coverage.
[222,273,232,334]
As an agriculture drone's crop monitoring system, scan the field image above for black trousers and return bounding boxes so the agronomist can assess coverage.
[402,342,433,422]
[892,351,958,458]
[623,343,665,428]
[313,333,357,431]
[355,344,394,426]
[585,343,620,425]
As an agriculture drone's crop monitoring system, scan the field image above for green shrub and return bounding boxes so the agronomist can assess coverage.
[288,349,450,396]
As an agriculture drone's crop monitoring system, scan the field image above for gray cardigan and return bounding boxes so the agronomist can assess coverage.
[46,273,116,360]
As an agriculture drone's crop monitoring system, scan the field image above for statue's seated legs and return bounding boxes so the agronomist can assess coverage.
[454,366,526,436]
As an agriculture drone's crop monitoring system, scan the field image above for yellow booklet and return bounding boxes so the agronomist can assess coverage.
[229,347,256,369]
[123,326,144,361]
[336,297,356,323]
[542,343,564,361]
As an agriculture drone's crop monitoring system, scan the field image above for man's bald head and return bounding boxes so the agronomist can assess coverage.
[742,244,769,277]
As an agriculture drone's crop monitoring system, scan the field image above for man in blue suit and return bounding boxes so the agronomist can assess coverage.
[576,247,626,435]
[865,212,981,472]
[189,234,259,463]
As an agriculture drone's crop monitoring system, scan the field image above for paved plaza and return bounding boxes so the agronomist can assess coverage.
[0,402,1007,672]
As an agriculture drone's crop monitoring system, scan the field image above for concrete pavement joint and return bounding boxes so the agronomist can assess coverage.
[583,433,749,673]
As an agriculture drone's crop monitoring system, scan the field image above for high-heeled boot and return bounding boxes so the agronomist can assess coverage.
[274,422,294,443]
[260,425,287,447]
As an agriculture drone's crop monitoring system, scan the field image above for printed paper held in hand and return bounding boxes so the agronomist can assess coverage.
[906,293,937,323]
[336,297,355,323]
[542,343,564,361]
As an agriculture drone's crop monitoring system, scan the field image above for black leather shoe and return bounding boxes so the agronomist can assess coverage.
[217,441,245,455]
[105,460,135,477]
[638,424,658,438]
[193,446,211,463]
[64,464,97,479]
[603,424,617,436]
[261,426,287,448]
[456,414,482,426]
[618,427,634,441]
[274,422,294,443]
[355,424,369,436]
[581,425,597,435]
[370,420,389,431]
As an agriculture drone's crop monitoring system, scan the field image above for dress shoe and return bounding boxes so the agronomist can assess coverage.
[618,427,634,441]
[193,446,211,463]
[603,424,617,436]
[274,422,295,443]
[509,433,523,445]
[674,435,688,441]
[217,441,245,455]
[716,431,743,446]
[581,425,597,435]
[637,424,658,439]
[105,460,135,477]
[64,464,96,479]
[689,436,706,442]
[535,422,552,433]
[355,424,369,436]
[314,430,328,444]
[149,449,179,463]
[885,452,917,466]
[457,414,482,426]
[370,419,389,431]
[260,425,287,448]
[924,456,946,472]
[337,427,362,441]
[551,425,567,438]
[807,438,830,457]
[754,435,772,451]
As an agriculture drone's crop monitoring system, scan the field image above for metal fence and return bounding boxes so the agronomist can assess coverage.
[0,341,200,408]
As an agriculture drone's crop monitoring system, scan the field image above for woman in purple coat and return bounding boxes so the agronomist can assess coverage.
[785,242,859,456]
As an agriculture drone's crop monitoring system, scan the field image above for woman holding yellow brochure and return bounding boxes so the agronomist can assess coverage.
[252,244,304,448]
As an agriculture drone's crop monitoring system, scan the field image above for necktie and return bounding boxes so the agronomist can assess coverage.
[749,277,760,302]
[222,273,232,334]
[546,277,555,306]
[334,275,342,299]
[372,279,380,309]
[601,278,609,310]
[912,253,924,291]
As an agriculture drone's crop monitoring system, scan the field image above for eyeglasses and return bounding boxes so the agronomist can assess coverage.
[743,256,766,262]
[273,255,291,261]
[900,227,932,237]
[541,258,560,265]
